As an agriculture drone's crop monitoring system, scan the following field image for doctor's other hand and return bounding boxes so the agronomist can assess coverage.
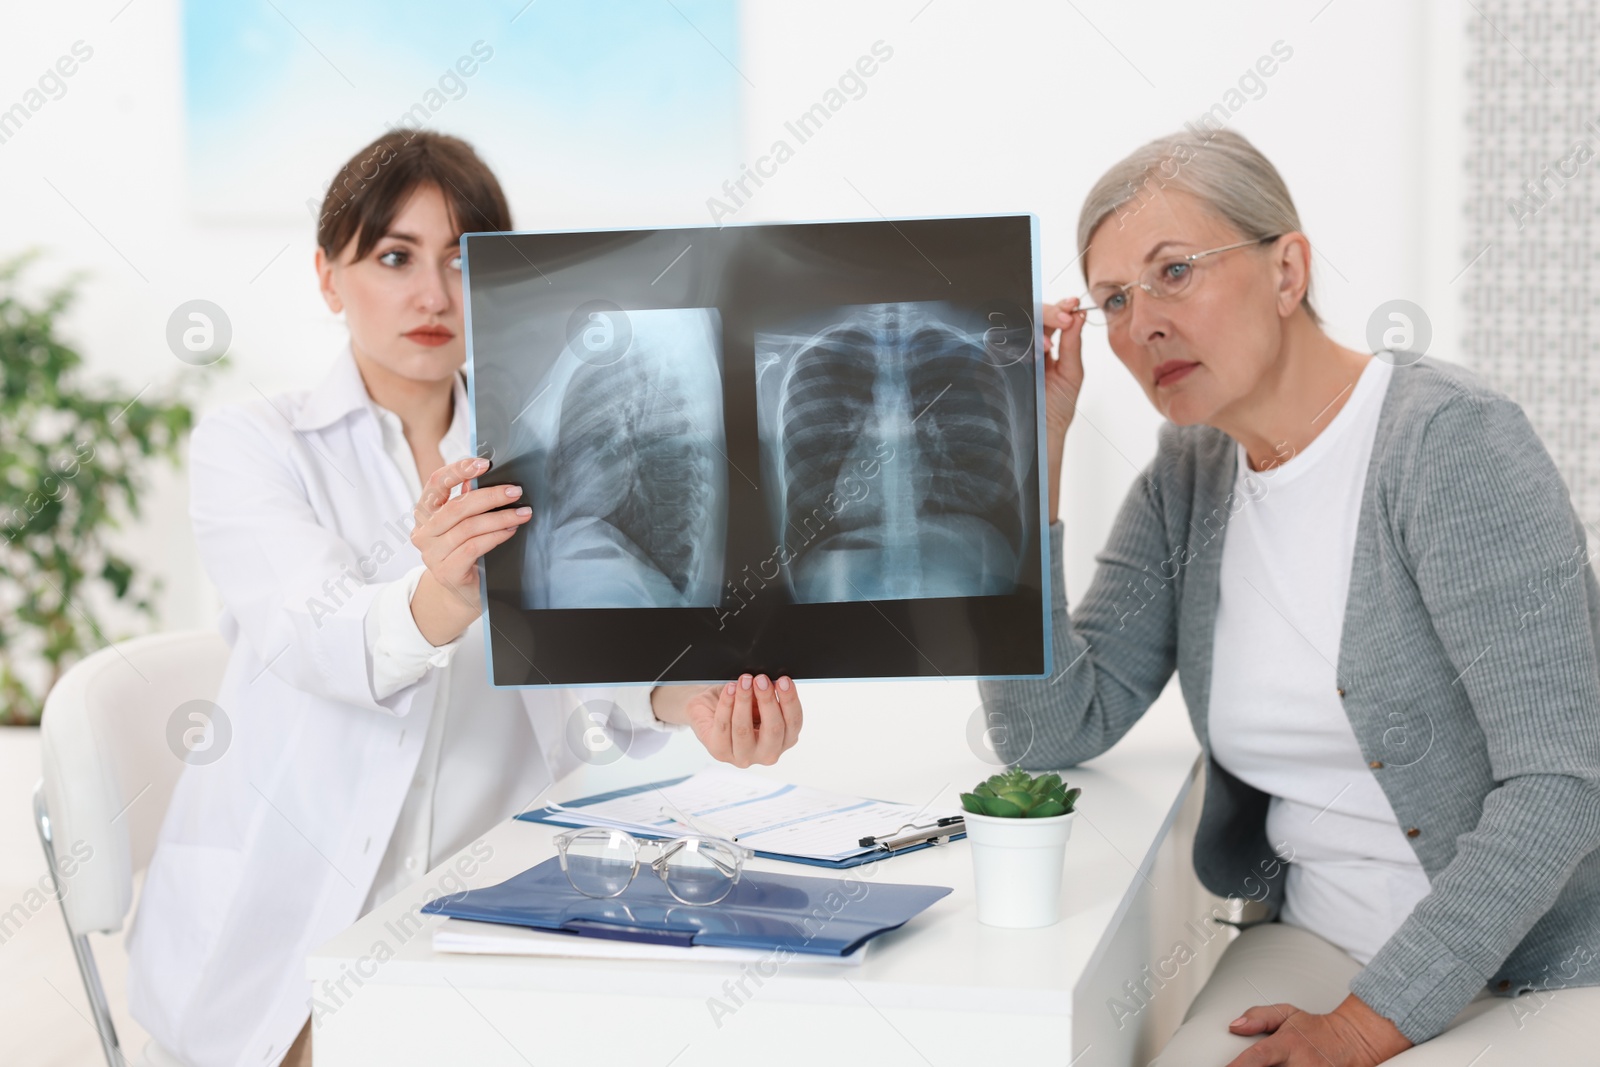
[409,456,531,646]
[1040,297,1086,523]
[652,676,803,767]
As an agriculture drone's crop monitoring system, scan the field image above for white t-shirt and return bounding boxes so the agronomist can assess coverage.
[1208,356,1432,965]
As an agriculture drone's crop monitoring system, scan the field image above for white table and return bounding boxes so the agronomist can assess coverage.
[309,679,1228,1066]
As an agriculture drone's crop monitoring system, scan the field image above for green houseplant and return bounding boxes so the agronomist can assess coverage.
[960,768,1082,819]
[0,253,199,725]
[960,768,1083,928]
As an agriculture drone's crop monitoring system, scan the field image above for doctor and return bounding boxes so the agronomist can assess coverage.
[126,130,805,1067]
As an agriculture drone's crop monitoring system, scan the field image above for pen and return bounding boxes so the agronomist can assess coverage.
[858,815,965,850]
[658,799,740,842]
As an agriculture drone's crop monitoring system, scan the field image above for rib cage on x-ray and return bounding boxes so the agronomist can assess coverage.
[511,308,726,609]
[757,301,1029,603]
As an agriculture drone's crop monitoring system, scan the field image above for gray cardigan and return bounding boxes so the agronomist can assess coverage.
[979,357,1600,1044]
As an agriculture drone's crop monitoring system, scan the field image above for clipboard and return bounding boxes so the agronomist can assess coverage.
[515,774,966,869]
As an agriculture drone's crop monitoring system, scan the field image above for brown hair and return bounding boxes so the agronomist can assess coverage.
[316,129,511,262]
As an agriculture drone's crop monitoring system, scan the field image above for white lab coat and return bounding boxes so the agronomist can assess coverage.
[125,346,679,1067]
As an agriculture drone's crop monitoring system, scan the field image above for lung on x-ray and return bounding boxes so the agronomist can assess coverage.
[510,308,726,609]
[463,215,1048,687]
[754,302,1032,603]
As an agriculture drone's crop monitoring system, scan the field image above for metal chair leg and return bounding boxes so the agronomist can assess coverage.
[34,781,127,1067]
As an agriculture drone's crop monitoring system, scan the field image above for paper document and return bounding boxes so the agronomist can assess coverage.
[539,766,963,862]
[433,917,867,966]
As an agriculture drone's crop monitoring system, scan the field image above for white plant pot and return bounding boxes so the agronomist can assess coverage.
[962,809,1076,928]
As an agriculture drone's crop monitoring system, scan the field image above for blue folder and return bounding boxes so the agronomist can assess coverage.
[515,775,966,869]
[421,856,952,955]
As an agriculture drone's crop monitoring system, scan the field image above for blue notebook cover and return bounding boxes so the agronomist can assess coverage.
[515,775,966,869]
[421,856,952,956]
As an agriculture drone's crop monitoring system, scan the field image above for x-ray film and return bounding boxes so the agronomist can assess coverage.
[512,307,726,609]
[754,301,1033,604]
[464,215,1047,687]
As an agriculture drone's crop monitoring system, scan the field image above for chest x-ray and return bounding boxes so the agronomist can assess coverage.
[463,215,1048,687]
[755,302,1031,603]
[509,308,726,609]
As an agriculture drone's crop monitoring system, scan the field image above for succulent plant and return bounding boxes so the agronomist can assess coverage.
[960,768,1081,819]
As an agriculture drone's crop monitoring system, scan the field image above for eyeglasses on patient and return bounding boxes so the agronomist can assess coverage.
[553,826,756,906]
[1078,234,1282,326]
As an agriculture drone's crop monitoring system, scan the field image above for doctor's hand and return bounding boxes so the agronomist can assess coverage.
[651,675,804,767]
[409,456,530,646]
[1040,297,1086,524]
[1222,994,1412,1067]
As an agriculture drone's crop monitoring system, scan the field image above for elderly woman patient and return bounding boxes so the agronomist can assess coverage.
[982,128,1600,1066]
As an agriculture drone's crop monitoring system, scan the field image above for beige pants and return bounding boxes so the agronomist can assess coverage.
[1150,921,1600,1066]
[280,1020,311,1067]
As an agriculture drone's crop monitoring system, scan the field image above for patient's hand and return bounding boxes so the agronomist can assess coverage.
[1223,993,1411,1067]
[654,675,803,767]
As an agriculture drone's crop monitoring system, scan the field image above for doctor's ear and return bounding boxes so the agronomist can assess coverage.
[314,246,344,315]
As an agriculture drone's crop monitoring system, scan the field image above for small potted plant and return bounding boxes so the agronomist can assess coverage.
[959,769,1082,928]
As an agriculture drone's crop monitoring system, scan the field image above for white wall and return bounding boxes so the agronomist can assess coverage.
[737,0,1463,598]
[1,0,1463,651]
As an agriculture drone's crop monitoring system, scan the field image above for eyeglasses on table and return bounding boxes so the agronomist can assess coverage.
[552,826,756,906]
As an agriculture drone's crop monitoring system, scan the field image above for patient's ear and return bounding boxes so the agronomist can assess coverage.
[1273,233,1312,319]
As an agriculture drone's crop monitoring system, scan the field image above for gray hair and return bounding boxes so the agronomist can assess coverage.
[1075,128,1319,326]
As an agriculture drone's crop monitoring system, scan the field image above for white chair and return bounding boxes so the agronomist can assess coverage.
[34,629,231,1067]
